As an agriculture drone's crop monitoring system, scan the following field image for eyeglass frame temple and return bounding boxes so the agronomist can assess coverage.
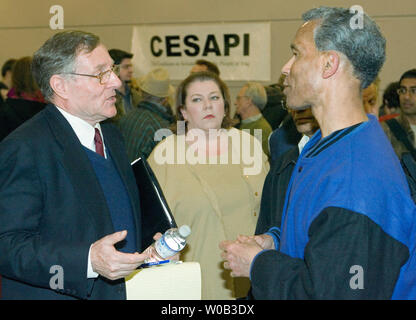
[68,66,116,84]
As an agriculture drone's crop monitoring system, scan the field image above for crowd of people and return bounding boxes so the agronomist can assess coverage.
[0,5,415,300]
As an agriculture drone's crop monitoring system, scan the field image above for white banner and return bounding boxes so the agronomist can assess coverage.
[130,22,270,81]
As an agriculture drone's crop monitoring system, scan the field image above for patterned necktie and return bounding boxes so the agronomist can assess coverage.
[94,128,105,157]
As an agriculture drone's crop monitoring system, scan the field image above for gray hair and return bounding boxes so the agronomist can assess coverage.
[244,82,267,110]
[302,7,385,89]
[32,30,100,102]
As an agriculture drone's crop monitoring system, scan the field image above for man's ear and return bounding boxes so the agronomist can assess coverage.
[49,74,69,100]
[322,51,340,79]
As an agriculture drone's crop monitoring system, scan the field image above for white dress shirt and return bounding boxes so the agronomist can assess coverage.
[57,107,107,158]
[56,107,104,278]
[298,134,310,154]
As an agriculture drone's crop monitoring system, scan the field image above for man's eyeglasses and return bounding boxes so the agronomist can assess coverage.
[68,65,116,85]
[397,87,416,96]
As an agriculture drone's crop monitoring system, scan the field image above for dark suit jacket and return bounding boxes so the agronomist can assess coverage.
[0,104,142,299]
[255,146,299,235]
[242,146,298,300]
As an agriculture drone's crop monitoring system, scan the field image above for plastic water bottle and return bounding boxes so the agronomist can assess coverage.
[154,225,191,259]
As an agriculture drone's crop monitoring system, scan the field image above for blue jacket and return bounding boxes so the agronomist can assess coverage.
[251,115,416,299]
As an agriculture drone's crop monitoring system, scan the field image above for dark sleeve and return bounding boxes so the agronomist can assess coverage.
[0,111,9,141]
[255,147,297,235]
[250,206,409,299]
[0,103,18,142]
[0,137,90,298]
[269,116,302,163]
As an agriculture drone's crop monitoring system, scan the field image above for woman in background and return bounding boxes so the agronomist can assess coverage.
[148,71,269,299]
[0,56,46,141]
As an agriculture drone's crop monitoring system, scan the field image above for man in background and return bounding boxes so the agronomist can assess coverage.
[190,59,220,76]
[108,49,141,124]
[235,82,272,157]
[362,76,380,117]
[119,67,174,162]
[255,107,319,236]
[381,69,416,159]
[261,85,288,131]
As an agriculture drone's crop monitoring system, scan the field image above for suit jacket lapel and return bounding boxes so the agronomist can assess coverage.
[43,105,115,237]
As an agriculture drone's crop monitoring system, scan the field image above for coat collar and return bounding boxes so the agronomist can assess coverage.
[44,104,142,249]
[42,105,118,237]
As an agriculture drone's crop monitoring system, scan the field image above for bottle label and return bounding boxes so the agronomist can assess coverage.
[155,234,179,258]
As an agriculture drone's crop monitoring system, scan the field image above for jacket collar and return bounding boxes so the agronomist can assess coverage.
[139,100,174,122]
[43,105,116,237]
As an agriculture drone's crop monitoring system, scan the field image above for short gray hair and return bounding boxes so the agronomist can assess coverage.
[32,30,100,102]
[302,7,385,89]
[244,82,267,110]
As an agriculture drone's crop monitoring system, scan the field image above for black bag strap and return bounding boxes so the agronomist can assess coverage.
[386,118,416,159]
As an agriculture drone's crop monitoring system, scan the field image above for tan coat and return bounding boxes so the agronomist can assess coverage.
[148,128,269,299]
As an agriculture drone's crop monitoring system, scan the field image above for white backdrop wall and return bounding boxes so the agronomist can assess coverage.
[0,0,415,107]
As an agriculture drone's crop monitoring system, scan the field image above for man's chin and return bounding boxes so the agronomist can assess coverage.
[401,106,416,115]
[104,105,117,119]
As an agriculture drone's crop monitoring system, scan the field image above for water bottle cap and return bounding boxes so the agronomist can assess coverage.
[178,225,191,238]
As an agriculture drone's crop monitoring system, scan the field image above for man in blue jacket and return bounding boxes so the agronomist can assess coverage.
[221,6,416,299]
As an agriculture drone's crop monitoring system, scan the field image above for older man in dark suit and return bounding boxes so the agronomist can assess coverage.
[0,31,153,299]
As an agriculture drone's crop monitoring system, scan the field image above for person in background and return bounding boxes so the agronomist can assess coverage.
[107,49,141,124]
[257,109,318,254]
[148,71,269,300]
[0,30,158,300]
[261,85,288,131]
[235,82,272,157]
[379,81,400,121]
[268,114,302,165]
[362,76,380,117]
[221,6,416,299]
[190,59,220,76]
[0,58,16,103]
[0,56,46,141]
[381,69,416,160]
[119,67,174,162]
[255,107,319,245]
